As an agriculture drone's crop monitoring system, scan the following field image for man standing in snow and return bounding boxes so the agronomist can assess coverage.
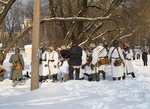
[39,47,49,82]
[48,46,59,82]
[108,40,124,81]
[64,39,82,80]
[142,49,148,66]
[90,43,107,81]
[122,43,135,79]
[9,48,25,87]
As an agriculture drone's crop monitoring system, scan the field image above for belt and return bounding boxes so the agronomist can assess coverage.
[125,58,131,61]
[49,60,54,62]
[99,57,105,58]
[111,57,119,59]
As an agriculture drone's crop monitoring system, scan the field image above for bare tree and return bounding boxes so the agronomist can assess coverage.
[0,0,150,57]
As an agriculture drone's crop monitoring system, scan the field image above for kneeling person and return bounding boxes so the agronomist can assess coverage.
[0,64,6,81]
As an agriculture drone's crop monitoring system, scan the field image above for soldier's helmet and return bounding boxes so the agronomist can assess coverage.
[113,40,119,47]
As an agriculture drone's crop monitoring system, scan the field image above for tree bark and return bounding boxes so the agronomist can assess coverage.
[0,0,16,23]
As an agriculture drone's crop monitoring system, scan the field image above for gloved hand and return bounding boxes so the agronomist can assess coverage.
[123,62,125,67]
[40,58,42,61]
[82,65,85,69]
[104,56,108,58]
[45,64,48,67]
[43,59,46,61]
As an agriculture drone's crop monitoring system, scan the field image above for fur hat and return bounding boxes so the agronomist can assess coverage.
[90,43,96,48]
[124,43,129,47]
[61,45,66,50]
[99,43,103,46]
[49,46,54,50]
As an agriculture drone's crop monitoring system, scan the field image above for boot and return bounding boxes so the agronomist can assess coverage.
[51,77,55,83]
[39,76,43,82]
[12,79,15,87]
[113,77,116,81]
[118,77,121,80]
[42,76,47,82]
[52,75,56,83]
[96,73,100,81]
[18,80,24,85]
[55,74,58,82]
[122,73,126,80]
[131,72,135,78]
[63,74,68,82]
[52,74,58,83]
[88,77,92,81]
[102,71,106,80]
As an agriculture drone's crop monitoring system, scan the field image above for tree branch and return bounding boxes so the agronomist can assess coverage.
[0,0,16,23]
[41,15,111,22]
[0,1,7,5]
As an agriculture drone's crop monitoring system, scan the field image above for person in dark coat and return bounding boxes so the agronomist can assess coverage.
[64,39,82,80]
[9,48,25,87]
[142,49,148,66]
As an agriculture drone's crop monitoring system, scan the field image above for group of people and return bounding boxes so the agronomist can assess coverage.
[37,39,137,83]
[38,39,83,83]
[108,40,136,81]
[1,39,148,87]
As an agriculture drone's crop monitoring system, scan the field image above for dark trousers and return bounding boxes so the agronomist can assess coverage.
[123,72,135,79]
[143,60,147,66]
[98,70,106,80]
[69,65,80,80]
[113,77,121,81]
[127,72,135,78]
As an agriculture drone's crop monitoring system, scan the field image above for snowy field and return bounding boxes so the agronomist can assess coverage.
[0,51,150,109]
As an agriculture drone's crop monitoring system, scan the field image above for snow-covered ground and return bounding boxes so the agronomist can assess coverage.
[0,51,150,109]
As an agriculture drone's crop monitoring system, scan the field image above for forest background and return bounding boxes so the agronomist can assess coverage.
[0,0,150,57]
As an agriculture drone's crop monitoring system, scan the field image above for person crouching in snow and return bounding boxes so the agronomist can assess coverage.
[0,64,6,81]
[58,45,69,82]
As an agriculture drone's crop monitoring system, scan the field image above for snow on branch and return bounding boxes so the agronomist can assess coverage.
[119,26,141,40]
[0,0,7,5]
[92,29,115,40]
[41,14,111,22]
[79,29,115,46]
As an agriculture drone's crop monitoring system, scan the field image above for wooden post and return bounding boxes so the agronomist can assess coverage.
[53,21,56,47]
[31,0,41,91]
